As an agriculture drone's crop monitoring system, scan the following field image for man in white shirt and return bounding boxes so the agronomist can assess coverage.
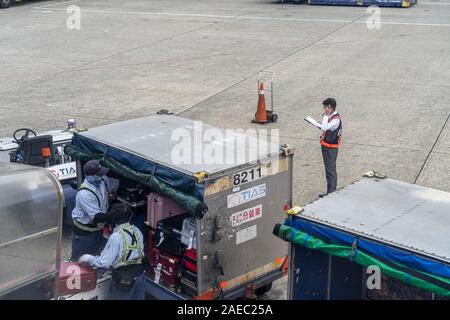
[305,98,342,197]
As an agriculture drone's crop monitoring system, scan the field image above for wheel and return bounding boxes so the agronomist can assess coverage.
[271,113,278,123]
[255,282,273,296]
[0,0,12,9]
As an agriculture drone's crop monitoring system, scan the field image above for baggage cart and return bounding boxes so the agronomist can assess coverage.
[66,114,294,299]
[274,177,450,300]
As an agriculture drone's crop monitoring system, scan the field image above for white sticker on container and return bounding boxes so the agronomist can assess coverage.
[230,204,262,228]
[227,183,266,208]
[236,225,257,245]
[47,162,77,180]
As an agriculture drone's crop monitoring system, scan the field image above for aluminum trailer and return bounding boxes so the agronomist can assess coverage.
[0,162,64,299]
[274,177,450,300]
[68,114,294,299]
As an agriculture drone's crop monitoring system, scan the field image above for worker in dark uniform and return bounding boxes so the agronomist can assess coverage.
[305,98,342,197]
[79,205,145,300]
[70,160,119,260]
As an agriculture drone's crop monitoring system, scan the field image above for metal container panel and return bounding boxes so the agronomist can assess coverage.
[77,114,281,177]
[299,178,450,263]
[198,157,292,295]
[0,163,63,296]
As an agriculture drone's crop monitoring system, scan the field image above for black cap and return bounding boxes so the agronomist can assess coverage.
[83,160,109,176]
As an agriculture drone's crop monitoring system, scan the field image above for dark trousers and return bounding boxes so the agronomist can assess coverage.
[70,230,106,261]
[321,146,339,194]
[108,274,145,300]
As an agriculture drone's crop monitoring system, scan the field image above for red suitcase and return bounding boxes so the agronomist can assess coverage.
[58,262,97,296]
[149,247,182,290]
[150,247,182,274]
[146,227,156,265]
[149,267,180,290]
[183,248,197,273]
[146,192,187,228]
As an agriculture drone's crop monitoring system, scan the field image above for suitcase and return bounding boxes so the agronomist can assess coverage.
[146,227,156,265]
[147,192,187,228]
[183,248,197,273]
[149,247,182,274]
[58,262,97,296]
[148,248,182,290]
[181,217,197,250]
[153,214,189,257]
[149,267,180,290]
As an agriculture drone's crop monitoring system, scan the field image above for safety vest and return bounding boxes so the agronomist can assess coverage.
[113,224,144,269]
[72,182,106,233]
[320,113,342,149]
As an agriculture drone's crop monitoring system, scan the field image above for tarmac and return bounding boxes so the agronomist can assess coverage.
[1,0,450,300]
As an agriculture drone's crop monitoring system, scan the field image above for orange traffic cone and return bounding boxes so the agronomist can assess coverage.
[253,82,268,124]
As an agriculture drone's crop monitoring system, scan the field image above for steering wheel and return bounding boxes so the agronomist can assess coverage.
[13,128,37,142]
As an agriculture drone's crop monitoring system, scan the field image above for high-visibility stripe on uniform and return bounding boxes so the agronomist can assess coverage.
[73,182,105,232]
[114,223,143,269]
[320,114,342,148]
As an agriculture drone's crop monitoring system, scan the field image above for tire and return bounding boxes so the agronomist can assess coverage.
[271,113,278,123]
[255,282,273,296]
[0,0,12,9]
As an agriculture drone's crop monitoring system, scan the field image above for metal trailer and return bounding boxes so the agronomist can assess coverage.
[0,162,64,299]
[278,178,450,300]
[70,114,294,299]
[307,0,417,7]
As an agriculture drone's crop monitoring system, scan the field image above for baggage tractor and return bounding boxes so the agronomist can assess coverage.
[181,217,197,250]
[58,262,97,295]
[183,248,197,273]
[147,192,187,228]
[148,247,182,290]
[153,213,189,257]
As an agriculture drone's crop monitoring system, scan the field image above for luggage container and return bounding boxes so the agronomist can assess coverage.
[307,0,417,7]
[65,114,294,299]
[0,163,64,299]
[274,177,450,300]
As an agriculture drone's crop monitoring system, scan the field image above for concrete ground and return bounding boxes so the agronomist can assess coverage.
[1,0,450,300]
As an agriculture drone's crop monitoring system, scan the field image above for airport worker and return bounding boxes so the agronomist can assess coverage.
[79,205,145,300]
[304,98,342,197]
[70,159,119,260]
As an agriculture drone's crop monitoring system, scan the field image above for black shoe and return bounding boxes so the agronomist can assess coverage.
[319,193,328,198]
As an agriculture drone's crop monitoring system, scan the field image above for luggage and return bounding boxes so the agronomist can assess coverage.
[153,213,189,257]
[181,217,197,250]
[58,262,97,295]
[183,248,197,273]
[146,227,156,265]
[147,192,187,228]
[148,247,182,290]
[149,247,182,274]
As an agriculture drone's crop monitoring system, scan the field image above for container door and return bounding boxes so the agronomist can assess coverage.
[198,157,292,296]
